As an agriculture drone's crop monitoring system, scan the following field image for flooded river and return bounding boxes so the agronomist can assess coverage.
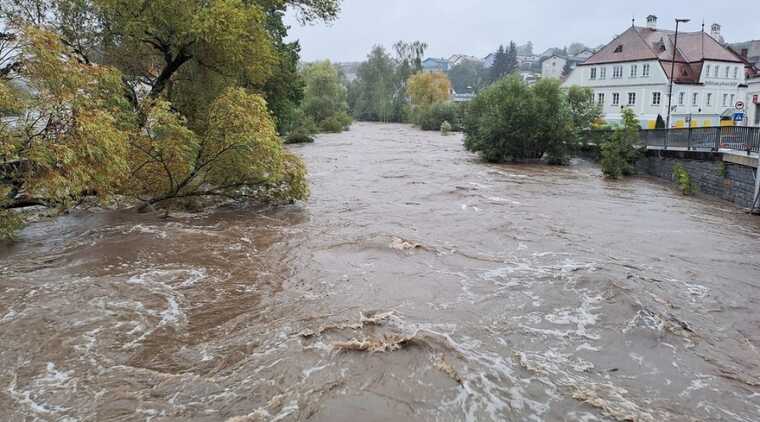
[2,122,760,421]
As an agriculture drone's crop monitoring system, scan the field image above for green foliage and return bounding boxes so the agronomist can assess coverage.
[440,120,452,136]
[718,161,728,178]
[284,133,315,144]
[448,59,487,93]
[349,46,398,122]
[489,42,518,83]
[673,163,695,195]
[413,102,465,131]
[348,41,428,123]
[129,88,309,204]
[600,109,641,179]
[567,86,602,142]
[464,75,575,164]
[656,114,666,129]
[300,60,351,133]
[0,0,337,239]
[407,72,451,107]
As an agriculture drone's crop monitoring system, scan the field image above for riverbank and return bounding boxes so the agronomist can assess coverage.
[2,122,759,421]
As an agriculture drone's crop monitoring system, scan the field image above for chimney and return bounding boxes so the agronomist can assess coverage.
[646,15,658,30]
[711,23,721,38]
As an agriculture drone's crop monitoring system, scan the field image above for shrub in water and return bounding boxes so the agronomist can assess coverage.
[464,76,576,163]
[440,120,452,136]
[600,109,641,178]
[673,163,695,195]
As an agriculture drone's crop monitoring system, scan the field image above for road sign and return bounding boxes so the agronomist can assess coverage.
[735,100,745,110]
[733,112,745,122]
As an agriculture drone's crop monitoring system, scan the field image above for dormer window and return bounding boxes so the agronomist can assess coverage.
[614,45,623,53]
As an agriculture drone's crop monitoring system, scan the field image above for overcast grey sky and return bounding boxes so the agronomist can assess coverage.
[285,1,758,62]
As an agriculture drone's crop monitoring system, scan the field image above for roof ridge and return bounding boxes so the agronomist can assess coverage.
[631,26,661,60]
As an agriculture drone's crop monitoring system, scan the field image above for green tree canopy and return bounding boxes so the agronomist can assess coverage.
[300,60,351,133]
[448,59,487,93]
[464,75,580,164]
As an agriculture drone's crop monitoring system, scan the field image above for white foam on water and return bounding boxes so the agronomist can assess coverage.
[126,224,168,239]
[41,363,73,387]
[302,363,330,378]
[679,377,710,398]
[159,296,182,326]
[270,400,299,422]
[1,308,17,322]
[8,375,68,415]
[487,196,521,205]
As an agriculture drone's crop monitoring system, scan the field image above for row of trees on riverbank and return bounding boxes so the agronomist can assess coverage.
[0,0,341,239]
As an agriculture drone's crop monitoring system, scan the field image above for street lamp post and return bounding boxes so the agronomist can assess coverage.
[667,18,691,129]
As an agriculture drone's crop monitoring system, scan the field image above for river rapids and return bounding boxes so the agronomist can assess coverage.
[1,122,760,421]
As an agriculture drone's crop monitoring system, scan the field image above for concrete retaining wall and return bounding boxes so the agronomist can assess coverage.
[636,150,758,209]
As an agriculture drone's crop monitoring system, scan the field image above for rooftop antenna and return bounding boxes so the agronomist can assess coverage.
[632,16,635,28]
[701,20,705,58]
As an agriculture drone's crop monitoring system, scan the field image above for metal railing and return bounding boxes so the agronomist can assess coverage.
[640,126,760,155]
[583,127,760,155]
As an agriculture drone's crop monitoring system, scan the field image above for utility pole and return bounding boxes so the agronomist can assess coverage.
[667,18,691,129]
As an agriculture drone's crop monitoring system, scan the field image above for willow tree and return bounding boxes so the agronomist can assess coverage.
[0,0,340,238]
[0,27,132,238]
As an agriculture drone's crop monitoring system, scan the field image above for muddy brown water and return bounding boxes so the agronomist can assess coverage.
[2,122,760,421]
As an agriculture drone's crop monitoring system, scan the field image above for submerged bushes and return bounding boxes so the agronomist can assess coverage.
[599,109,642,179]
[412,102,465,132]
[673,163,696,195]
[464,76,595,164]
[295,61,352,136]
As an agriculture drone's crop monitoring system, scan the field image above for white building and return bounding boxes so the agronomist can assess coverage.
[563,15,750,129]
[747,77,760,127]
[542,55,567,79]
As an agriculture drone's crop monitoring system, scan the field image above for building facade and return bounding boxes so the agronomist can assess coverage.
[747,77,760,127]
[563,16,750,128]
[541,55,567,79]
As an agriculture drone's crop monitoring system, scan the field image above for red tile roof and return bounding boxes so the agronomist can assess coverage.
[581,26,745,83]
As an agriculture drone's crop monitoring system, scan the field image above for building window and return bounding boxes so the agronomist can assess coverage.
[692,93,699,105]
[724,66,730,78]
[733,67,739,79]
[678,92,685,105]
[706,64,711,77]
[599,67,607,79]
[730,94,735,106]
[614,45,623,53]
[612,65,623,79]
[722,93,728,106]
[714,65,719,78]
[642,64,650,77]
[612,93,620,105]
[597,93,605,106]
[590,68,597,80]
[630,65,638,78]
[652,92,661,105]
[706,93,712,106]
[628,92,636,105]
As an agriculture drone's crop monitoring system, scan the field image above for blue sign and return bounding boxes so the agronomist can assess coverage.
[733,112,745,122]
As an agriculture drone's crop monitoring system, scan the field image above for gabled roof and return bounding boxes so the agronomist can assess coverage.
[580,25,745,83]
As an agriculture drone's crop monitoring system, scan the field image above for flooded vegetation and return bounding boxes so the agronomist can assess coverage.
[2,122,760,421]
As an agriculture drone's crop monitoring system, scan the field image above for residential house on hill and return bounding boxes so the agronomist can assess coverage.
[541,53,589,79]
[422,58,449,73]
[730,40,760,69]
[448,54,481,67]
[563,15,750,128]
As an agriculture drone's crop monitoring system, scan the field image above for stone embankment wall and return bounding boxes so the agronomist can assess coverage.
[636,150,758,209]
